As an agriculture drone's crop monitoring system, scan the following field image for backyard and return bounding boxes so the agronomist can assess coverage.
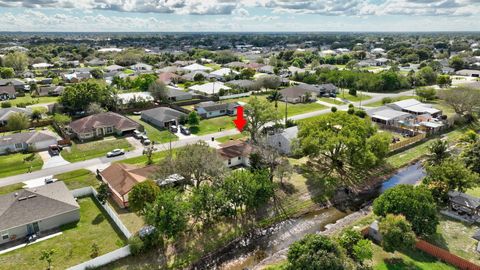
[61,138,134,163]
[130,115,178,144]
[0,152,43,178]
[0,196,126,270]
[191,116,236,135]
[7,94,58,106]
[366,95,418,107]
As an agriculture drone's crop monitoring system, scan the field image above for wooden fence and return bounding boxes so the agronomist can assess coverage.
[416,240,480,270]
[389,133,427,152]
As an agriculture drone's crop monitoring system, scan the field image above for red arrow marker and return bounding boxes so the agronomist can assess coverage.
[233,106,247,132]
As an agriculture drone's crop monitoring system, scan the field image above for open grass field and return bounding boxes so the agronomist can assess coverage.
[61,138,134,163]
[54,169,101,190]
[340,92,372,102]
[5,94,58,106]
[216,132,247,143]
[318,97,344,105]
[0,153,43,178]
[120,148,174,166]
[0,196,126,270]
[130,115,178,144]
[192,116,236,135]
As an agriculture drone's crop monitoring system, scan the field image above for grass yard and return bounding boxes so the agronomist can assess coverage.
[0,183,24,195]
[372,243,456,270]
[108,198,145,233]
[216,132,247,143]
[0,153,43,178]
[130,115,178,144]
[366,96,418,107]
[0,196,126,270]
[54,169,101,189]
[61,138,134,163]
[205,63,221,70]
[318,97,344,105]
[191,116,236,135]
[340,93,372,102]
[7,94,58,106]
[427,216,480,265]
[120,149,174,166]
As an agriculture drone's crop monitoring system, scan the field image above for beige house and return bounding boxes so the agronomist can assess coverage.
[0,182,80,245]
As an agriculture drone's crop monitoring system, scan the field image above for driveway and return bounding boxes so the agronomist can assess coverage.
[39,151,70,169]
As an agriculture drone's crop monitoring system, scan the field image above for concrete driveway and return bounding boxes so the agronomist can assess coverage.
[39,151,70,169]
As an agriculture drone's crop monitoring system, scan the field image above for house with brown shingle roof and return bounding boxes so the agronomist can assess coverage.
[0,181,79,245]
[0,85,16,101]
[99,163,157,208]
[68,112,142,142]
[217,140,253,168]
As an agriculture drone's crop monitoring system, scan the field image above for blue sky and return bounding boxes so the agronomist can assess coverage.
[0,0,479,32]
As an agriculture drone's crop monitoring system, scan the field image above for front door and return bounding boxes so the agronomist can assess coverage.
[27,222,40,234]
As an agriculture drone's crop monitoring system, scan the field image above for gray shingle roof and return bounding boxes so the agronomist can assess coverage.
[0,107,31,121]
[0,131,57,147]
[0,181,79,231]
[141,107,186,122]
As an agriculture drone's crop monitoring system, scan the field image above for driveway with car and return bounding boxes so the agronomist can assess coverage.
[39,151,70,169]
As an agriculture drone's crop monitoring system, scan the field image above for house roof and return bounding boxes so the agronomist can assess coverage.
[157,72,181,84]
[217,140,253,160]
[195,102,238,112]
[0,107,31,121]
[105,65,125,72]
[370,108,411,121]
[279,126,299,140]
[226,80,256,89]
[280,86,312,99]
[0,131,57,147]
[225,61,247,68]
[0,181,79,231]
[69,112,140,134]
[189,82,231,95]
[141,107,186,123]
[100,163,157,196]
[210,68,237,77]
[391,99,422,109]
[448,191,480,209]
[166,87,191,98]
[404,104,441,115]
[0,85,16,96]
[183,63,212,72]
[182,71,209,81]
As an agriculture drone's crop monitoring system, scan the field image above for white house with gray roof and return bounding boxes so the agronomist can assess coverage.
[267,126,299,155]
[0,107,31,127]
[0,181,80,245]
[141,107,186,129]
[0,131,57,154]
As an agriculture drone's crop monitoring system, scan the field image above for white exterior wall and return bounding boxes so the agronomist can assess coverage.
[224,156,250,168]
[267,134,292,154]
[32,138,57,151]
[0,209,79,245]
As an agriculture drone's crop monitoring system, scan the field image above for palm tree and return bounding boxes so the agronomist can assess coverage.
[267,90,283,110]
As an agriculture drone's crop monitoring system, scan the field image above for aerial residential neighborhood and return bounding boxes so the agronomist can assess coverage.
[0,2,480,270]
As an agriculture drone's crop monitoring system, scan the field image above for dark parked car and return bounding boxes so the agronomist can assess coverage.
[48,145,61,156]
[180,125,191,135]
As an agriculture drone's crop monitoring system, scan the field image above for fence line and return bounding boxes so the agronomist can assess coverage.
[67,187,133,270]
[67,246,131,270]
[389,133,427,152]
[219,92,252,100]
[71,187,132,239]
[416,240,480,270]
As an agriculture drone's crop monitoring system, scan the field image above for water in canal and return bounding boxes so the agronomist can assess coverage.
[201,162,426,270]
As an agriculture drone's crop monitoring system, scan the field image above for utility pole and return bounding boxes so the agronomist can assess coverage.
[285,96,288,127]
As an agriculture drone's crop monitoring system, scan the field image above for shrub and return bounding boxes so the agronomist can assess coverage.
[128,236,144,256]
[1,101,11,108]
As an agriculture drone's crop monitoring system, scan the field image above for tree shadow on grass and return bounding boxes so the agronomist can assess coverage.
[384,257,422,270]
[92,213,105,225]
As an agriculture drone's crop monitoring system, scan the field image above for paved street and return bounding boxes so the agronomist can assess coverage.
[0,90,414,187]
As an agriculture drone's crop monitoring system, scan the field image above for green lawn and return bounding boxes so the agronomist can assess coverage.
[228,96,327,117]
[205,63,221,70]
[120,149,173,166]
[61,138,134,163]
[191,116,236,135]
[7,94,58,106]
[340,93,372,102]
[0,183,24,195]
[372,243,456,270]
[130,115,178,144]
[366,96,418,107]
[54,169,101,189]
[216,133,247,143]
[318,97,344,105]
[0,153,43,178]
[0,196,126,270]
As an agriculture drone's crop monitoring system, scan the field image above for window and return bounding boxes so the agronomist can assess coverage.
[278,142,282,147]
[2,233,8,240]
[106,127,113,133]
[228,159,231,165]
[238,156,241,160]
[220,110,226,113]
[14,143,23,149]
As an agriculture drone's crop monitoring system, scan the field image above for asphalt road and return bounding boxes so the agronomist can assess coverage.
[0,90,414,187]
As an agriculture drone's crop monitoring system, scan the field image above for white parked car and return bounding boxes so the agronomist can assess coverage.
[107,149,125,158]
